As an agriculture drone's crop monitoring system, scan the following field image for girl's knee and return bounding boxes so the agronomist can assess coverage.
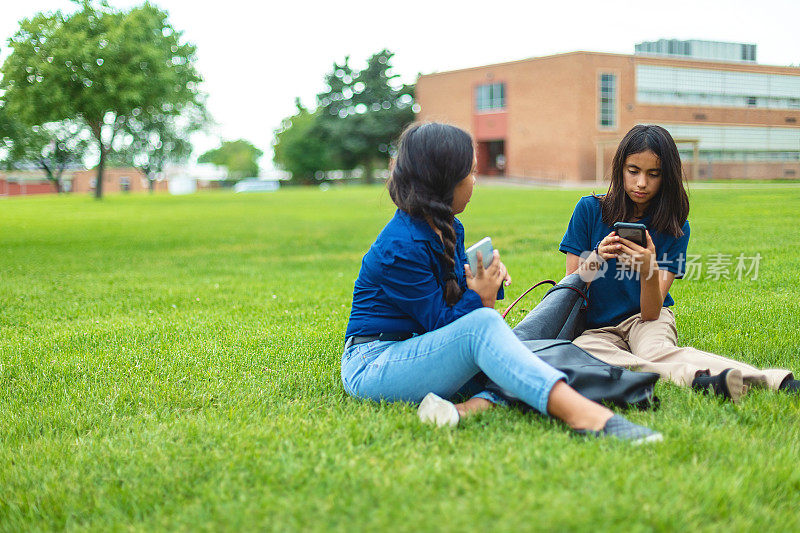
[468,306,503,322]
[463,307,507,333]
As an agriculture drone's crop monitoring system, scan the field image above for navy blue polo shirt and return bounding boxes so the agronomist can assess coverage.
[559,195,690,329]
[345,209,502,339]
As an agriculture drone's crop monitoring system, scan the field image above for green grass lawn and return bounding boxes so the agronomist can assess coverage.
[1,184,799,531]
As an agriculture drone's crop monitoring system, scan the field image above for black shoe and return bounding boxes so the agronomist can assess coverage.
[575,415,663,445]
[779,376,800,393]
[692,369,745,403]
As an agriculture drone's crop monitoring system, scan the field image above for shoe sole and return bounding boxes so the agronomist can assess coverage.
[724,369,745,403]
[630,432,664,446]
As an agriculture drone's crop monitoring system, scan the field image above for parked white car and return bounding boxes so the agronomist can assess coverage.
[234,179,280,193]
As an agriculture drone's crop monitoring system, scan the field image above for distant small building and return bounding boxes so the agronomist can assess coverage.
[0,170,58,196]
[163,164,290,194]
[171,162,228,192]
[70,167,165,194]
[0,166,165,196]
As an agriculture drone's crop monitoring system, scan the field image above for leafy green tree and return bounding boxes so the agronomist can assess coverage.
[1,119,90,193]
[273,99,333,184]
[0,0,204,199]
[198,139,263,181]
[316,49,415,183]
[0,104,21,164]
[118,104,208,192]
[0,104,15,140]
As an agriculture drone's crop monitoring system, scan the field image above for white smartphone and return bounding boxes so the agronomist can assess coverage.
[466,237,494,274]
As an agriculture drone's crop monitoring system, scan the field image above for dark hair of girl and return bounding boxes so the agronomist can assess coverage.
[387,122,474,305]
[598,124,690,237]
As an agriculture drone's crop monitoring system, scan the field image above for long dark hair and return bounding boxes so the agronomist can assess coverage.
[599,124,689,237]
[387,122,474,305]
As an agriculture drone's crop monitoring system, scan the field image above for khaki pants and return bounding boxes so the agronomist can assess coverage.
[573,307,792,390]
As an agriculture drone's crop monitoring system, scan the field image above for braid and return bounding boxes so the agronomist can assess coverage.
[423,197,462,305]
[388,122,475,307]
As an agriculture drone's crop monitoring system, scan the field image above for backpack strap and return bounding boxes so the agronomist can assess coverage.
[501,280,555,319]
[501,280,589,319]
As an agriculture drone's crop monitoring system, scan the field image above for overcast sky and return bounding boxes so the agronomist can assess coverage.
[2,0,799,171]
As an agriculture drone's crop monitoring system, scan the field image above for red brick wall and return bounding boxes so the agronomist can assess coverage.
[0,179,57,196]
[71,167,167,194]
[1,167,169,195]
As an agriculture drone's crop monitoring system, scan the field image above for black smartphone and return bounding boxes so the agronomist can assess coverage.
[613,222,647,247]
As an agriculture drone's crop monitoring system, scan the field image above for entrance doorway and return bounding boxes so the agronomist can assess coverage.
[477,140,506,176]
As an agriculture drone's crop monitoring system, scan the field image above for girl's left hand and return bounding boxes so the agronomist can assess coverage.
[617,231,658,278]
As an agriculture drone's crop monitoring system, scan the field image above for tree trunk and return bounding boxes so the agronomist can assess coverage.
[148,177,155,194]
[95,144,106,200]
[43,176,60,193]
[53,167,66,194]
[39,161,62,193]
[44,173,62,193]
[363,160,374,185]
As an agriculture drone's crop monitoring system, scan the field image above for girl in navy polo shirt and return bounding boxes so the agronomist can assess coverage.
[561,124,797,400]
[342,122,661,443]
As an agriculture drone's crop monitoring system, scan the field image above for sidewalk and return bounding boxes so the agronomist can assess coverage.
[478,175,800,190]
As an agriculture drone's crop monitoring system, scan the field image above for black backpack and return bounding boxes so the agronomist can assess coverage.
[486,273,659,410]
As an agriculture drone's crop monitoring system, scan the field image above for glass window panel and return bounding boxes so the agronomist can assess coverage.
[599,74,616,128]
[475,83,505,111]
[636,65,800,109]
[652,123,800,157]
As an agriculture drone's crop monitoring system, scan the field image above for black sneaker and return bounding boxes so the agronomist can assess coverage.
[692,368,745,403]
[575,414,663,445]
[779,377,800,393]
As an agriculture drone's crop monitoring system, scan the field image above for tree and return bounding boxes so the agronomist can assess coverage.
[273,99,333,184]
[315,49,415,183]
[0,0,205,199]
[198,139,263,181]
[0,104,21,164]
[1,120,90,193]
[117,104,208,192]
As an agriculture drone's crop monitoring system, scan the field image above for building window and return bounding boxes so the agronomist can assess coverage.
[475,83,505,111]
[599,73,617,128]
[656,123,800,163]
[637,65,800,110]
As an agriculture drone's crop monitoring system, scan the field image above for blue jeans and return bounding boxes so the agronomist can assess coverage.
[341,308,567,415]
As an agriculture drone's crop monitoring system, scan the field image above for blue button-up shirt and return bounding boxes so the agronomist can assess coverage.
[345,209,502,339]
[559,195,690,329]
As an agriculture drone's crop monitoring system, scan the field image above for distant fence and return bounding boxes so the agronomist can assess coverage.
[0,178,57,196]
[313,168,390,182]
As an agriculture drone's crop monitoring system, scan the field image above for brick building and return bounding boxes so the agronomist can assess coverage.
[69,167,165,194]
[0,171,57,196]
[0,166,165,196]
[416,40,800,182]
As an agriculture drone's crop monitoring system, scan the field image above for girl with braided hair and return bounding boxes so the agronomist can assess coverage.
[342,122,661,443]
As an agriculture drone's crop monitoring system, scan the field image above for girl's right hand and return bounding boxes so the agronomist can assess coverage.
[596,231,623,260]
[464,250,504,308]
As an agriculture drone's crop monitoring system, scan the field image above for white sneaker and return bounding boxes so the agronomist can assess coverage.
[418,392,459,428]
